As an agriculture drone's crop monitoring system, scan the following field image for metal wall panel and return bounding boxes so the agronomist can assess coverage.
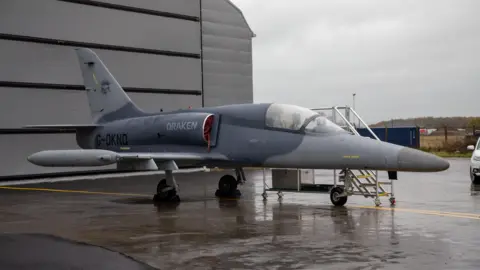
[202,47,252,64]
[202,21,253,40]
[0,0,255,178]
[203,0,243,13]
[201,8,247,27]
[98,0,200,17]
[203,60,251,76]
[0,0,200,54]
[203,74,251,89]
[0,133,115,177]
[202,34,251,52]
[0,88,202,128]
[0,40,201,91]
[201,0,254,107]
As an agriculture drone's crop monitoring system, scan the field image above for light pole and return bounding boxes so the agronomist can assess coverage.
[352,93,356,110]
[352,93,357,128]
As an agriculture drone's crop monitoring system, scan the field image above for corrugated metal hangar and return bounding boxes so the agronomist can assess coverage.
[0,0,255,179]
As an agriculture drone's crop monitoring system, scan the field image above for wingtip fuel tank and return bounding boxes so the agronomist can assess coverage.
[27,149,119,167]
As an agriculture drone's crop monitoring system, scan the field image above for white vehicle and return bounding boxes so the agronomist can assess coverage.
[467,137,480,183]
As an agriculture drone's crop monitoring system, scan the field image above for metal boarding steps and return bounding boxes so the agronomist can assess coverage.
[339,169,392,198]
[262,106,395,207]
[312,106,396,206]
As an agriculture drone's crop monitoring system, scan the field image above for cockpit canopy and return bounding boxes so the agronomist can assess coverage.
[265,103,346,134]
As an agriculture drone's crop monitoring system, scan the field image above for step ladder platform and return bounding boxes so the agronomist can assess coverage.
[261,106,396,207]
[267,183,343,193]
[360,182,392,186]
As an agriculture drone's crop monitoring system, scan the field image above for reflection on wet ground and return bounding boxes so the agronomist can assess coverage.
[0,158,479,269]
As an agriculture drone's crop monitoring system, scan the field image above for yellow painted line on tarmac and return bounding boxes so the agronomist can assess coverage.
[3,186,480,220]
[224,196,480,220]
[350,205,480,220]
[0,186,151,197]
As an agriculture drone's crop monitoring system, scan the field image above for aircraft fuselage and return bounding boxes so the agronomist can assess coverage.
[76,103,449,172]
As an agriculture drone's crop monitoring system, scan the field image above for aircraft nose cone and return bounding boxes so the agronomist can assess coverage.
[397,147,450,172]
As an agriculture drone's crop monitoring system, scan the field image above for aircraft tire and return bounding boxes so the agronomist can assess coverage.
[154,178,180,202]
[330,187,348,206]
[157,179,168,194]
[217,174,238,196]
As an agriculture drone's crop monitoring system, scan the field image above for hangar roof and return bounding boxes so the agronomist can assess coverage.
[222,0,256,37]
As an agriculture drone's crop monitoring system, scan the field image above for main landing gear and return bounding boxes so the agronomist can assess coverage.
[153,170,180,203]
[215,168,245,198]
[152,167,246,203]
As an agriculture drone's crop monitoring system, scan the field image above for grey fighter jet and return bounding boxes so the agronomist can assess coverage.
[25,48,450,203]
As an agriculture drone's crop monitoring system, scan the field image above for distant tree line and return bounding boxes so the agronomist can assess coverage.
[371,117,480,130]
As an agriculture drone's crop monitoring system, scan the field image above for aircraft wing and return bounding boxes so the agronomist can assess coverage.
[115,151,229,170]
[22,124,101,131]
[115,152,228,162]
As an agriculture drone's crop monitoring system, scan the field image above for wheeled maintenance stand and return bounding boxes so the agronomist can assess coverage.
[261,106,397,207]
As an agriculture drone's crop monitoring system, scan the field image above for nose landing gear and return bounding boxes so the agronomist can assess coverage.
[330,186,348,206]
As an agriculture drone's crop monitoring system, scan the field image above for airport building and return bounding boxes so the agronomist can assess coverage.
[0,0,255,179]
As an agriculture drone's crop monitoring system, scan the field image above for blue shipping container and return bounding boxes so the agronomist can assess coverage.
[356,126,420,148]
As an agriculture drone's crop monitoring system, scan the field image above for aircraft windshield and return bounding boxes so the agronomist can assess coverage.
[265,104,317,131]
[265,103,346,134]
[304,115,347,134]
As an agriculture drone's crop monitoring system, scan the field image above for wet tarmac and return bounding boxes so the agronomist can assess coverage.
[0,158,479,269]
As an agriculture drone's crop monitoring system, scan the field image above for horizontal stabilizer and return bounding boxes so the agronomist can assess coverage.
[22,124,101,131]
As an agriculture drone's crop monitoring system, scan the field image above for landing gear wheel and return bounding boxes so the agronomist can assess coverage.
[330,187,347,206]
[262,192,268,200]
[215,174,241,198]
[156,179,167,194]
[374,198,381,207]
[153,178,180,203]
[277,191,283,199]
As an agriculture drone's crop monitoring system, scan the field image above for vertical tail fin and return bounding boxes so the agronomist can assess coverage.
[75,48,146,123]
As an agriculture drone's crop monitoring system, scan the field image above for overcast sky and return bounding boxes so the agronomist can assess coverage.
[230,0,480,124]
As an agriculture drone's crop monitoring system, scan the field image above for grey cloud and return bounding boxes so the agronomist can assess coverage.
[231,0,480,123]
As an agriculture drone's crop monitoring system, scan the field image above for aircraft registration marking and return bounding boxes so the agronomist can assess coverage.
[343,155,360,159]
[95,133,128,147]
